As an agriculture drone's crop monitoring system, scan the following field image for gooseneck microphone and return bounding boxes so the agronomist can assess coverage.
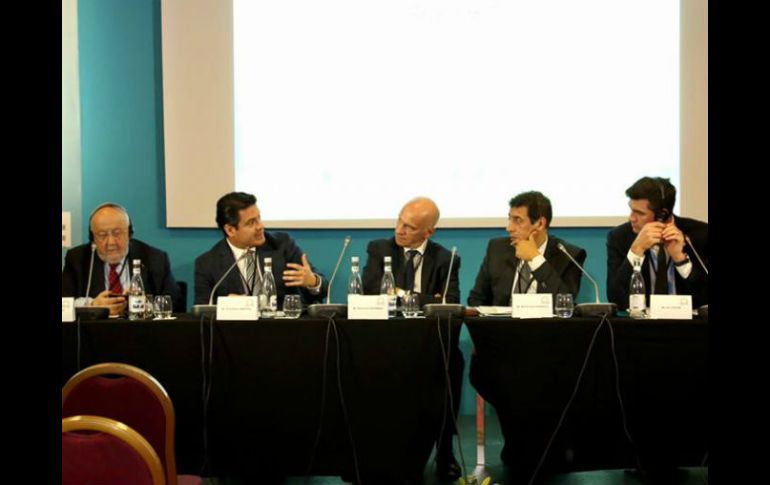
[308,236,351,318]
[557,243,617,317]
[683,234,709,319]
[84,243,97,302]
[684,235,708,276]
[193,249,254,316]
[424,246,464,318]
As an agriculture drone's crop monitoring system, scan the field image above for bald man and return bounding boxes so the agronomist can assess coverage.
[362,196,463,480]
[62,202,183,316]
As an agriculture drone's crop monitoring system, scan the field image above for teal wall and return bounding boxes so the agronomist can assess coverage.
[74,0,615,415]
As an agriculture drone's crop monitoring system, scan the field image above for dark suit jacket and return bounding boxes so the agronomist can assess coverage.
[62,239,183,311]
[467,235,586,306]
[362,237,461,305]
[606,216,708,309]
[194,232,328,306]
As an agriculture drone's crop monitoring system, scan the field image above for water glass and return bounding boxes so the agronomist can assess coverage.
[283,294,302,319]
[153,295,173,319]
[402,293,420,318]
[144,294,154,319]
[554,293,574,318]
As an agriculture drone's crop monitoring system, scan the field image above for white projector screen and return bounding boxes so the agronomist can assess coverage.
[162,0,707,228]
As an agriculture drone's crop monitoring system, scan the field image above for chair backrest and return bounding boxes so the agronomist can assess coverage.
[62,363,179,485]
[62,415,166,485]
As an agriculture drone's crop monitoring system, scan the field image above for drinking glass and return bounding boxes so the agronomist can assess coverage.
[283,294,302,319]
[554,293,574,318]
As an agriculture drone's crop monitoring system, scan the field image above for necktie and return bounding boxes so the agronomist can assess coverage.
[404,250,419,293]
[246,251,259,295]
[517,261,532,294]
[109,263,123,294]
[654,246,668,294]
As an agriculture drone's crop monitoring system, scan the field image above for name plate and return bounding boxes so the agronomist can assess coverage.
[348,295,389,320]
[649,295,692,320]
[511,294,553,318]
[216,296,259,320]
[62,297,75,322]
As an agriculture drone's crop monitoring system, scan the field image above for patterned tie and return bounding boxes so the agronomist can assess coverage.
[404,250,419,293]
[517,261,532,294]
[246,251,257,295]
[108,263,123,294]
[654,247,668,294]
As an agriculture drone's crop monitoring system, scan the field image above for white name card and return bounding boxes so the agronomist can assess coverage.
[216,296,259,320]
[348,294,389,320]
[511,294,553,318]
[62,297,75,322]
[649,295,692,320]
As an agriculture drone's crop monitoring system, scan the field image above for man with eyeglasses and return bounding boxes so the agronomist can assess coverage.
[62,202,182,316]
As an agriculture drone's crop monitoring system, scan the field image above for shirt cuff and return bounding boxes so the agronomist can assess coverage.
[674,260,692,278]
[74,297,93,307]
[626,250,645,268]
[307,274,322,294]
[529,254,546,271]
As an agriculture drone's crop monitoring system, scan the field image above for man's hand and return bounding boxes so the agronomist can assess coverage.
[661,222,687,262]
[92,289,127,316]
[514,231,541,261]
[284,254,319,287]
[630,222,665,256]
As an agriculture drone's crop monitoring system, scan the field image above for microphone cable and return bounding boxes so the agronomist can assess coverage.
[527,315,608,485]
[699,450,708,484]
[329,316,362,485]
[305,317,333,477]
[435,314,469,480]
[198,312,215,476]
[605,317,642,472]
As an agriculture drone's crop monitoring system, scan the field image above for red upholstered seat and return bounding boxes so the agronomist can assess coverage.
[62,415,165,485]
[62,363,203,485]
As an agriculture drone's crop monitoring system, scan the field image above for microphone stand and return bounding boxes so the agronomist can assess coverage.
[424,247,464,318]
[308,236,351,318]
[557,243,617,317]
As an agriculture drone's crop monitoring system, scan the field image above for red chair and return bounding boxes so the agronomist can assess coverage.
[63,415,166,485]
[62,363,202,485]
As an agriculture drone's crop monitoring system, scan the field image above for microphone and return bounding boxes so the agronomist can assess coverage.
[684,234,709,319]
[84,243,97,302]
[308,236,351,318]
[424,246,464,318]
[557,243,617,317]
[193,249,253,316]
[684,235,708,276]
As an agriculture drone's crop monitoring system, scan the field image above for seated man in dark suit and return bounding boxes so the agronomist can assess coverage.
[62,202,182,316]
[607,176,708,310]
[467,191,586,478]
[468,191,586,306]
[362,196,463,481]
[194,191,328,306]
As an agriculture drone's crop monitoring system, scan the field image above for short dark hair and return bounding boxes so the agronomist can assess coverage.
[216,192,257,235]
[509,191,552,228]
[625,176,676,214]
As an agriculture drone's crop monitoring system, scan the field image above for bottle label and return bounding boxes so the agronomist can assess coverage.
[129,295,146,313]
[629,294,645,317]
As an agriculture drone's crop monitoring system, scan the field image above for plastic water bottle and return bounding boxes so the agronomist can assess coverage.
[380,256,397,317]
[128,259,146,320]
[348,256,363,295]
[629,260,646,318]
[259,257,277,317]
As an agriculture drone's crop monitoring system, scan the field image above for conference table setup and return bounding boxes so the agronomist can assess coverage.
[466,314,708,479]
[62,314,463,483]
[61,310,707,482]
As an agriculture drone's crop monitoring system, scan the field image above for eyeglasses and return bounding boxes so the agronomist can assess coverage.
[94,229,128,241]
